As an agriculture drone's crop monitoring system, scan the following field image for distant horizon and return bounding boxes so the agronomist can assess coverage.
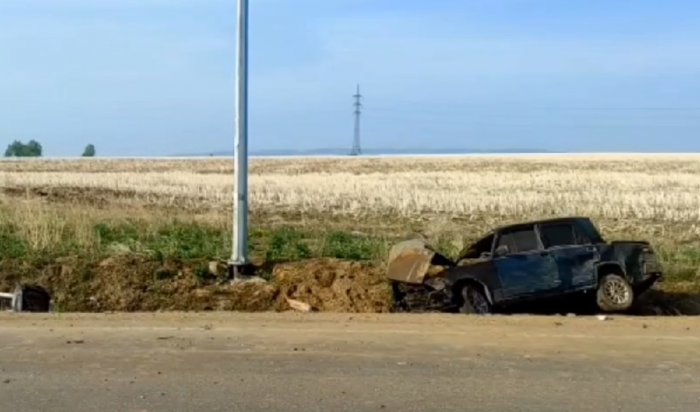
[6,150,700,161]
[182,146,700,157]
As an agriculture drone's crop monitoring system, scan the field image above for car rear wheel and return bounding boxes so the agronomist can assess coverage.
[460,284,491,315]
[596,274,634,312]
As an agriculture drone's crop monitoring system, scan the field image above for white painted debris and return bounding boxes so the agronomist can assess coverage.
[231,276,267,285]
[0,285,52,312]
[208,261,228,278]
[0,292,17,312]
[285,297,312,313]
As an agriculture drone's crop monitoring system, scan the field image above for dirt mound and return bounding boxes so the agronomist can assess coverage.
[9,254,695,316]
[273,258,393,313]
[36,256,187,311]
[213,281,279,312]
[81,257,284,312]
[17,255,277,312]
[0,256,393,313]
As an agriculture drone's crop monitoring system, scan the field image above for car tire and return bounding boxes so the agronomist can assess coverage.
[460,284,491,315]
[596,274,634,312]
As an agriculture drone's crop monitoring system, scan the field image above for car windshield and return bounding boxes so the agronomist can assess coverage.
[458,233,494,259]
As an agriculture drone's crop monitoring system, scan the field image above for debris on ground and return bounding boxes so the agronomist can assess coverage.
[0,285,52,312]
[285,298,312,313]
[232,276,268,285]
[208,261,228,278]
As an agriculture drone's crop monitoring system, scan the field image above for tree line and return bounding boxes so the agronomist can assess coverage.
[4,140,96,157]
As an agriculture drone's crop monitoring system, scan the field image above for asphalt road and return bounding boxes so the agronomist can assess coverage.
[1,312,699,412]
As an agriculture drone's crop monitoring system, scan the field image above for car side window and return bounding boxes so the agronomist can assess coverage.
[540,223,577,248]
[497,227,539,254]
[572,225,592,245]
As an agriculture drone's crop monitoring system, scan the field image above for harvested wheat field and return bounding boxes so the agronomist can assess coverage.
[3,155,700,233]
[1,154,699,313]
[4,155,700,224]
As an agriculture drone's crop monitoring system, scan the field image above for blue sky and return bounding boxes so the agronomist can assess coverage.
[2,0,700,156]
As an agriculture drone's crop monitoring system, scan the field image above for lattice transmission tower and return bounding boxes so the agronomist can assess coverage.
[350,84,362,156]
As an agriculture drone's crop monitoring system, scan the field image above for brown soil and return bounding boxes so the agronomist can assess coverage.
[632,285,700,316]
[2,186,214,212]
[273,259,394,313]
[0,256,393,313]
[0,256,696,315]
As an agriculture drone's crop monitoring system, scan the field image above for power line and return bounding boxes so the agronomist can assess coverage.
[351,84,362,156]
[367,105,700,114]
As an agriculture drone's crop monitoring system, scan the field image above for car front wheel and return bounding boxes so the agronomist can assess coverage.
[460,284,491,315]
[596,274,634,312]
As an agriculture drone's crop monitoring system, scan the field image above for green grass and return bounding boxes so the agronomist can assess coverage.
[264,228,312,263]
[320,231,387,261]
[0,214,698,288]
[658,245,700,283]
[259,228,388,263]
[94,221,229,261]
[0,225,28,259]
[0,217,391,267]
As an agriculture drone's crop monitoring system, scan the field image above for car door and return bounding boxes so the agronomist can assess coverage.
[493,226,560,300]
[537,222,599,291]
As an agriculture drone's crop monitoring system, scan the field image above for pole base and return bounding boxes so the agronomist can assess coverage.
[227,262,255,281]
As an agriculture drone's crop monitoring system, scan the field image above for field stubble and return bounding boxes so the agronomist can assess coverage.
[4,156,700,224]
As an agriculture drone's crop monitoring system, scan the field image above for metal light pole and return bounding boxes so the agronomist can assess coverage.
[230,0,249,277]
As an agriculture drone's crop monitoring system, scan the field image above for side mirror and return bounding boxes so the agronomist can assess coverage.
[494,245,510,257]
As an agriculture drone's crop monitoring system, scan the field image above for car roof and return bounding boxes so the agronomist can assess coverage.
[495,216,591,233]
[468,217,593,245]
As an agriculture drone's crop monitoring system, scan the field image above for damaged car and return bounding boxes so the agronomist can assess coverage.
[387,217,663,314]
